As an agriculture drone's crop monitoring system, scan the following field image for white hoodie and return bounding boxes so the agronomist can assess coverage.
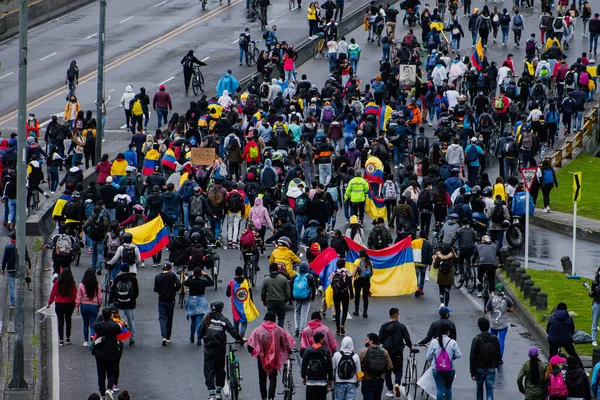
[445,143,465,166]
[332,336,362,384]
[120,85,135,110]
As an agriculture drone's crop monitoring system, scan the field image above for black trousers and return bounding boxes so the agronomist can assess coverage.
[184,68,194,92]
[258,357,278,399]
[95,356,118,393]
[124,109,132,131]
[55,302,75,340]
[420,212,432,236]
[306,385,328,400]
[541,185,553,208]
[334,2,344,20]
[354,278,371,313]
[131,115,143,132]
[477,264,497,293]
[333,292,349,331]
[204,346,226,391]
[84,151,96,170]
[549,342,582,367]
[385,352,403,391]
[438,284,451,306]
[350,201,365,222]
[267,301,286,328]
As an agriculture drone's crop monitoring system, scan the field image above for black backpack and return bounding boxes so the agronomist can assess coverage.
[274,206,289,223]
[491,203,505,223]
[331,271,348,293]
[295,194,309,215]
[183,55,193,68]
[364,347,387,376]
[116,279,134,305]
[84,129,95,152]
[305,349,327,378]
[479,334,499,366]
[371,227,387,250]
[62,201,80,220]
[260,83,270,98]
[414,135,427,154]
[337,352,357,380]
[439,259,453,275]
[115,197,129,221]
[239,33,249,47]
[418,190,432,209]
[122,246,136,265]
[227,192,244,213]
[553,17,563,30]
[565,71,575,85]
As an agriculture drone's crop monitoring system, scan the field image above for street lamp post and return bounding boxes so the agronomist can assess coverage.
[95,0,106,164]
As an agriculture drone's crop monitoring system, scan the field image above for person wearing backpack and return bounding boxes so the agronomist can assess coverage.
[565,355,591,399]
[224,184,246,248]
[82,206,109,274]
[545,355,569,400]
[108,233,141,275]
[537,160,558,213]
[433,243,457,307]
[379,307,414,398]
[332,336,361,400]
[469,317,501,400]
[486,195,510,249]
[427,326,462,400]
[51,224,79,279]
[465,137,485,187]
[108,264,139,347]
[327,259,354,336]
[367,217,392,250]
[359,333,393,399]
[352,249,373,318]
[301,331,334,399]
[291,262,317,337]
[484,283,514,364]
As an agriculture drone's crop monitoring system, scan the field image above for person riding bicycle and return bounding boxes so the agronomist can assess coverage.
[240,220,263,273]
[168,227,191,270]
[26,154,50,210]
[199,300,246,400]
[269,237,300,279]
[451,219,477,277]
[181,50,207,95]
[61,191,85,235]
[189,217,215,248]
[108,232,141,276]
[440,213,460,250]
[472,235,502,299]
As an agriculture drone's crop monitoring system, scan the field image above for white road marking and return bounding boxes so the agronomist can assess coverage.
[119,16,134,24]
[201,56,210,62]
[40,52,57,61]
[268,20,275,24]
[153,1,168,6]
[231,38,239,44]
[120,124,128,129]
[0,72,14,80]
[159,76,175,85]
[85,33,98,40]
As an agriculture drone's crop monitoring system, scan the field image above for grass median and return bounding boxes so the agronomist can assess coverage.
[501,268,594,356]
[549,152,600,220]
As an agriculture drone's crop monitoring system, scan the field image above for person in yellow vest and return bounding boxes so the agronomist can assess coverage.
[492,177,507,202]
[269,237,301,278]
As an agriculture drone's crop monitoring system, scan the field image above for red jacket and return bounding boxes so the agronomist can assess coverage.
[95,160,112,184]
[152,90,172,110]
[26,120,40,138]
[242,140,261,163]
[48,281,77,305]
[494,95,510,114]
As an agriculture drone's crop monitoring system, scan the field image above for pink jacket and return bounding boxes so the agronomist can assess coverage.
[300,319,338,355]
[75,283,102,308]
[247,321,295,375]
[248,198,273,230]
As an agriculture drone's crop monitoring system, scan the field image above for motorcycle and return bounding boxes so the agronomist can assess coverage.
[505,216,525,248]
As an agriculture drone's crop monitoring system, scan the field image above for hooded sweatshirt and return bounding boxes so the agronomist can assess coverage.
[445,143,465,166]
[249,197,273,230]
[300,319,338,356]
[247,320,296,375]
[379,319,413,355]
[332,336,362,383]
[290,262,316,301]
[546,309,575,343]
[120,85,135,110]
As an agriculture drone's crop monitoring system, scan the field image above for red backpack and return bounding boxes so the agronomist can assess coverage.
[240,230,256,249]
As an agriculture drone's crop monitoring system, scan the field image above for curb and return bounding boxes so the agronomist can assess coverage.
[530,213,600,244]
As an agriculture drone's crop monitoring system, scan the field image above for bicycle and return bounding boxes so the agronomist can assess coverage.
[312,37,327,59]
[247,40,261,66]
[453,250,475,291]
[178,266,188,308]
[403,347,421,400]
[430,222,443,252]
[191,65,205,95]
[260,6,268,31]
[281,349,300,400]
[242,251,257,287]
[226,341,243,400]
[205,244,221,291]
[417,344,431,400]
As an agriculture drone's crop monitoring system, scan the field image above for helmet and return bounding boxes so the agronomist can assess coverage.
[481,235,492,243]
[501,220,511,229]
[471,185,481,195]
[122,232,133,244]
[448,213,459,219]
[277,236,291,247]
[72,191,81,199]
[190,232,201,244]
[109,220,120,232]
[194,216,206,226]
[458,95,467,103]
[391,111,400,119]
[271,151,283,161]
[210,301,224,313]
[482,186,492,197]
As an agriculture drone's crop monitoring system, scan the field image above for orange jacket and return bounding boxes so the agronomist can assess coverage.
[408,105,422,125]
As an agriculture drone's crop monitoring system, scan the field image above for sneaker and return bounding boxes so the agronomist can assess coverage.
[440,303,445,309]
[105,389,114,400]
[66,338,71,345]
[129,338,135,346]
[420,289,425,296]
[362,312,368,318]
[385,390,394,398]
[9,305,15,309]
[428,122,433,127]
[83,341,89,347]
[294,329,299,337]
[340,325,345,335]
[477,291,483,298]
[44,192,50,198]
[97,270,102,276]
[153,264,158,268]
[162,338,167,346]
[352,310,359,316]
[335,330,341,336]
[166,339,171,344]
[190,335,195,343]
[59,340,64,347]
[394,384,401,397]
[593,341,598,346]
[112,385,120,392]
[87,248,92,254]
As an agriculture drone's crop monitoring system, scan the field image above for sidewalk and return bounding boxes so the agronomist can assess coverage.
[531,208,600,243]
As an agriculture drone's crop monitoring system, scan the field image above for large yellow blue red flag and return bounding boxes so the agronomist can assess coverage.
[363,156,387,221]
[142,149,160,176]
[228,278,259,323]
[471,38,485,71]
[125,216,170,260]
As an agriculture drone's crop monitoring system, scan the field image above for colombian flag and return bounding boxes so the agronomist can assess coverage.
[345,236,417,296]
[471,38,485,71]
[316,252,341,307]
[125,216,170,260]
[364,102,380,117]
[161,148,177,170]
[229,279,259,324]
[142,149,160,176]
[379,104,392,131]
[364,156,387,221]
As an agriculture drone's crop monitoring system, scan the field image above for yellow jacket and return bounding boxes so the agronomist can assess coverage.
[307,6,317,20]
[269,247,301,277]
[63,101,81,121]
[111,159,128,177]
[492,183,507,202]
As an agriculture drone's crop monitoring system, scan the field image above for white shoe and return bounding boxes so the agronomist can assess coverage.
[105,389,114,400]
[477,291,483,298]
[439,303,445,309]
[385,390,394,398]
[594,341,598,346]
[547,206,551,212]
[83,341,89,347]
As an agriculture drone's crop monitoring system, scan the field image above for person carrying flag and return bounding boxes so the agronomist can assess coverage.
[226,266,259,336]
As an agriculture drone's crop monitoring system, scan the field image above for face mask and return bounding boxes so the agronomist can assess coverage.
[29,117,34,121]
[185,147,190,152]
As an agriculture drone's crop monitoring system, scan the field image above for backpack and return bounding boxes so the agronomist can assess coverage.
[370,227,387,250]
[532,85,544,98]
[326,187,339,207]
[548,371,568,397]
[67,67,76,81]
[106,234,121,258]
[249,145,259,159]
[414,135,427,154]
[358,260,373,278]
[513,14,523,28]
[418,190,432,209]
[190,196,203,217]
[494,96,504,110]
[479,115,490,128]
[125,184,137,203]
[116,279,134,304]
[84,130,95,152]
[244,95,257,113]
[540,65,549,77]
[298,141,311,158]
[402,34,414,47]
[491,203,506,223]
[467,144,480,162]
[476,73,486,88]
[553,17,563,30]
[439,259,452,274]
[579,71,589,87]
[543,168,554,185]
[190,246,204,265]
[183,55,193,68]
[115,197,129,221]
[521,132,534,151]
[499,14,510,25]
[479,336,499,366]
[525,40,536,54]
[240,229,256,249]
[259,83,270,98]
[227,192,244,213]
[384,182,398,201]
[55,234,73,256]
[426,54,437,69]
[122,246,136,265]
[503,138,518,157]
[505,85,517,100]
[435,340,453,371]
[305,350,327,378]
[208,188,224,208]
[331,270,348,293]
[427,34,436,48]
[337,352,357,380]
[293,273,310,299]
[274,206,290,223]
[322,107,334,122]
[565,71,575,85]
[246,182,260,199]
[295,194,308,215]
[364,347,387,376]
[238,33,249,47]
[131,100,143,117]
[262,30,269,40]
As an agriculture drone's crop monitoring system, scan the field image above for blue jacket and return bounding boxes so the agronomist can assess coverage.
[591,362,600,397]
[511,191,534,217]
[124,149,138,168]
[161,191,182,217]
[465,144,484,167]
[266,29,278,46]
[546,309,575,343]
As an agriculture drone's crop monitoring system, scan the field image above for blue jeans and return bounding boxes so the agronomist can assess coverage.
[452,37,461,51]
[8,199,16,226]
[382,44,390,61]
[105,208,115,222]
[471,30,477,46]
[591,33,599,53]
[182,202,190,230]
[156,107,168,128]
[296,215,308,242]
[432,369,455,400]
[393,146,404,165]
[343,133,354,150]
[501,26,509,43]
[592,303,600,341]
[490,230,504,250]
[72,152,82,167]
[48,166,59,192]
[361,378,384,400]
[318,163,332,185]
[234,320,247,336]
[475,368,495,400]
[158,300,175,339]
[7,272,15,306]
[504,158,517,177]
[190,313,204,338]
[490,326,508,359]
[80,303,99,342]
[575,111,584,131]
[416,266,426,290]
[119,308,135,338]
[328,52,337,72]
[211,217,222,243]
[239,47,247,64]
[349,54,359,73]
[335,382,356,400]
[91,240,104,272]
[302,161,312,185]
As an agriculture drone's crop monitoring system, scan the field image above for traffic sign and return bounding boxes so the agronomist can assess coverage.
[521,167,537,191]
[573,172,582,203]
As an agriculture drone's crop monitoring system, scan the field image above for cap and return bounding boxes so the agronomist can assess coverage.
[350,215,359,224]
[193,186,201,192]
[528,347,539,357]
[449,213,459,219]
[162,263,173,270]
[159,84,166,90]
[549,355,567,365]
[495,282,505,294]
[482,234,492,243]
[438,306,452,315]
[470,137,477,143]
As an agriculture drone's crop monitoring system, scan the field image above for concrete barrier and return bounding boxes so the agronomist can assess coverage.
[0,0,95,42]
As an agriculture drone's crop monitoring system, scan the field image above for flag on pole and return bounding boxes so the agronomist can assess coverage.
[125,216,170,260]
[471,38,485,71]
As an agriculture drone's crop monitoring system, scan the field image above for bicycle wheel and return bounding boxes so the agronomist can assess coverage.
[192,75,199,96]
[104,273,111,306]
[213,260,219,291]
[411,364,418,400]
[453,266,463,289]
[284,371,293,400]
[179,286,185,308]
[404,362,412,397]
[506,223,525,248]
[253,48,260,64]
[198,72,205,93]
[482,276,490,309]
[312,45,321,59]
[230,373,239,400]
[465,267,476,293]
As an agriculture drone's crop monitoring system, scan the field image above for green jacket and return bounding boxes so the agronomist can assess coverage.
[516,359,547,400]
[344,177,369,203]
